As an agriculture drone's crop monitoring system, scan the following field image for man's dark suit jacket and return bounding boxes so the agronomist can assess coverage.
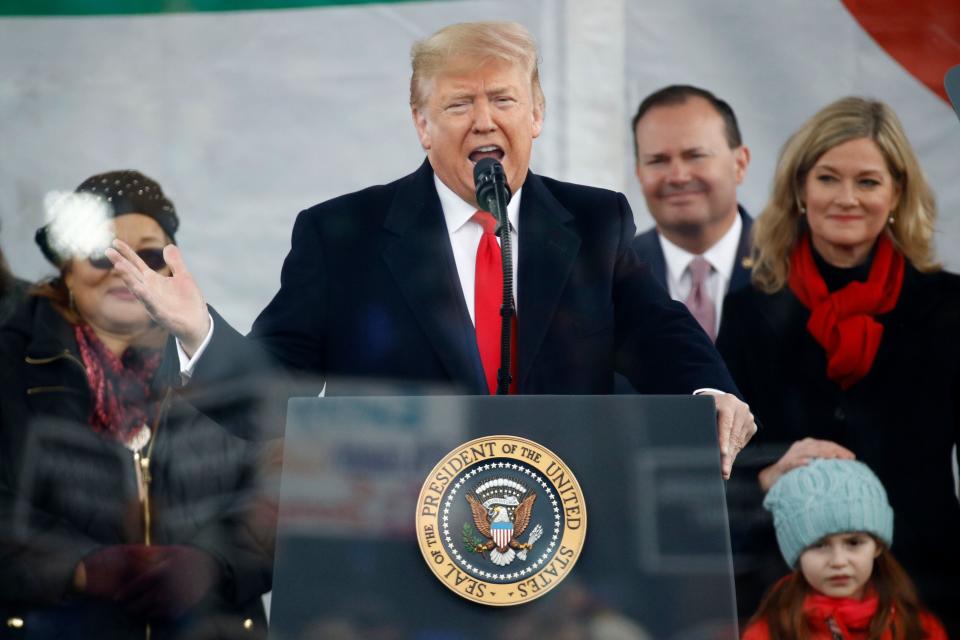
[191,160,738,438]
[630,206,754,299]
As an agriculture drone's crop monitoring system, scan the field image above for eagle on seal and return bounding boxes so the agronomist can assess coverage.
[466,491,538,566]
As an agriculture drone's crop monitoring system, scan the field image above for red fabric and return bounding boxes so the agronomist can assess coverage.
[472,211,517,394]
[804,591,891,639]
[74,324,162,443]
[841,0,959,105]
[741,589,948,639]
[921,611,951,640]
[788,234,904,389]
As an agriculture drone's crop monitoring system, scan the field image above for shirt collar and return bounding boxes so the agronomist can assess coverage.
[434,173,522,235]
[658,210,742,281]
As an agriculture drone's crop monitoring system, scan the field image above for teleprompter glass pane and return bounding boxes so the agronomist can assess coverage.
[270,395,737,640]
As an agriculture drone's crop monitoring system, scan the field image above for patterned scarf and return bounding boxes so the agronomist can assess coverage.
[73,324,162,444]
[788,233,904,390]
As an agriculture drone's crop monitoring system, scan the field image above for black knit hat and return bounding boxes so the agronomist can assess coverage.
[36,170,179,266]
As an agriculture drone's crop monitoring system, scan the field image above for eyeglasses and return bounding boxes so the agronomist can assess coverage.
[88,248,166,271]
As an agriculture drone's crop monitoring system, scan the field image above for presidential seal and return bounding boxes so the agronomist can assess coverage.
[416,436,587,606]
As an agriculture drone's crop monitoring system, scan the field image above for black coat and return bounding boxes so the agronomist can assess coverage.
[189,161,739,439]
[717,265,960,634]
[0,297,274,640]
[0,276,28,326]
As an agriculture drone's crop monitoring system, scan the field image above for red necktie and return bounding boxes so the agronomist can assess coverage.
[472,211,517,394]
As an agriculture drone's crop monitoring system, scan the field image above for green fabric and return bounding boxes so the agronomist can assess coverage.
[1,0,426,17]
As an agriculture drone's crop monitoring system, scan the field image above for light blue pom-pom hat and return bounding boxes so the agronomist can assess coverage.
[762,458,894,568]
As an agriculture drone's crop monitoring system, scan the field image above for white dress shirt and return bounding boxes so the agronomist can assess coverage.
[434,174,520,325]
[658,213,742,336]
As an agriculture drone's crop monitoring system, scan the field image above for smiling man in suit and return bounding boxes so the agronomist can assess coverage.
[107,22,756,477]
[631,85,753,342]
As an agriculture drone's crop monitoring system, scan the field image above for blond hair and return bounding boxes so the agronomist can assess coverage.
[752,96,938,293]
[409,21,545,113]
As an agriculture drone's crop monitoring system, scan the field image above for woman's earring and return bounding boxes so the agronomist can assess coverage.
[888,216,895,225]
[799,204,807,214]
[68,288,75,310]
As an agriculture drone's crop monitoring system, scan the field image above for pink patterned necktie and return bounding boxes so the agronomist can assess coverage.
[685,256,716,342]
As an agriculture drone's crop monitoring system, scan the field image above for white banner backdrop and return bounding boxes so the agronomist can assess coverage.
[1,0,957,331]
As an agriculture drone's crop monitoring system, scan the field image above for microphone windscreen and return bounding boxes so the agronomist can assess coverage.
[473,157,501,184]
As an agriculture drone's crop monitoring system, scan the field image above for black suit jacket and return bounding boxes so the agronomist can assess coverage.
[631,206,753,299]
[190,161,738,435]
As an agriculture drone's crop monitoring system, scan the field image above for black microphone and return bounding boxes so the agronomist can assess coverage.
[473,157,512,236]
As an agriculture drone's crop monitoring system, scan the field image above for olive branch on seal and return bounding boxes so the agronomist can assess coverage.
[462,523,487,554]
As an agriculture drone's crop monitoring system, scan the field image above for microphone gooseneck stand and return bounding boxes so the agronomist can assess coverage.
[473,158,515,395]
[491,177,514,396]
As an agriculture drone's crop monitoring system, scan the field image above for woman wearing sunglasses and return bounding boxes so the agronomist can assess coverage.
[0,171,272,639]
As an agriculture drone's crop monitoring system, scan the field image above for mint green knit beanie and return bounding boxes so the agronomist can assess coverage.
[762,458,894,567]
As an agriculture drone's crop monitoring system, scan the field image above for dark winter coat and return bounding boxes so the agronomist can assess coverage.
[0,297,274,639]
[717,264,960,636]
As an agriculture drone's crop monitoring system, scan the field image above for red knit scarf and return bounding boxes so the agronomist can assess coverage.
[788,234,904,390]
[803,590,890,639]
[74,324,162,444]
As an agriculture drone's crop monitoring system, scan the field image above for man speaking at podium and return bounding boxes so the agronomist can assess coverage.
[106,21,756,478]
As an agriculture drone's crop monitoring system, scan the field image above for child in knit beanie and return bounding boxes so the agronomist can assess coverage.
[741,459,946,640]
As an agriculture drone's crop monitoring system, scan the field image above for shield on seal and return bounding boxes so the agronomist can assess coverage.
[491,521,513,549]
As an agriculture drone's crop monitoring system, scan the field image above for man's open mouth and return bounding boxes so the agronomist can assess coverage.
[469,145,504,164]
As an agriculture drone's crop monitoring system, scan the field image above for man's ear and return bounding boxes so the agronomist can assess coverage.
[412,107,431,150]
[733,145,751,185]
[531,103,544,139]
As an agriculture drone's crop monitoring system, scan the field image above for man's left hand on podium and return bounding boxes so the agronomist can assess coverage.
[699,391,757,480]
